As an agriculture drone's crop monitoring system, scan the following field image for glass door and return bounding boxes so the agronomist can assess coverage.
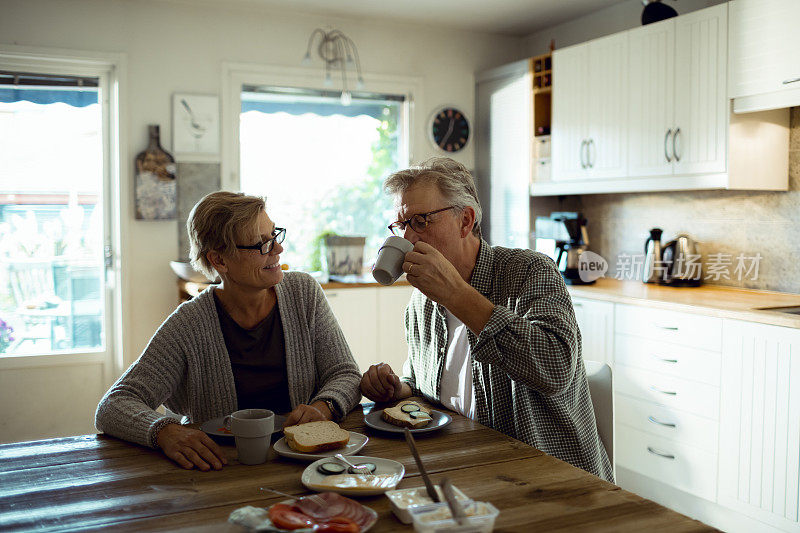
[0,69,111,357]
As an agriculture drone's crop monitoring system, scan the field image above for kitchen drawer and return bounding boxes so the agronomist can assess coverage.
[615,333,721,386]
[614,304,722,353]
[616,394,718,453]
[616,364,720,420]
[533,158,551,181]
[534,135,551,158]
[616,424,718,502]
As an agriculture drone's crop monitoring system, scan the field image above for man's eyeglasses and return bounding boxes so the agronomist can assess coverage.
[236,227,286,255]
[388,206,456,236]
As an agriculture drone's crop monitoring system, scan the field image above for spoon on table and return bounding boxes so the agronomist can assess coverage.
[334,453,374,475]
[403,428,441,503]
[442,477,468,526]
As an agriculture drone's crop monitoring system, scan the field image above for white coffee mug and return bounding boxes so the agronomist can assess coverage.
[229,409,274,465]
[372,236,414,285]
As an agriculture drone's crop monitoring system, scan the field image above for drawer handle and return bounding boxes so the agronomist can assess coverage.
[652,323,679,331]
[651,354,678,364]
[648,416,676,428]
[650,386,677,396]
[782,77,800,85]
[647,446,676,460]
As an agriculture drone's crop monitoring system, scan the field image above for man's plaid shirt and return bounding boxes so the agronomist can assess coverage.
[401,240,613,481]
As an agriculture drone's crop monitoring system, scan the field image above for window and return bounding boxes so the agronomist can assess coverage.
[0,70,108,355]
[238,86,407,272]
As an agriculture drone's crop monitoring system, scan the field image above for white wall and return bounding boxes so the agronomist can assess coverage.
[523,0,726,55]
[0,0,522,440]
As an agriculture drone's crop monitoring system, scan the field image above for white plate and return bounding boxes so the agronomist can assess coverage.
[302,455,405,497]
[273,432,368,461]
[200,414,287,439]
[244,499,378,532]
[364,409,452,434]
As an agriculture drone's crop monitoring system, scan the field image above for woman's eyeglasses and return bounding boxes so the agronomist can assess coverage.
[236,227,286,255]
[388,206,456,236]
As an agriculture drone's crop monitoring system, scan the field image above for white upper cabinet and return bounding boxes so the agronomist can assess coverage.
[673,6,728,175]
[534,2,789,196]
[552,44,589,180]
[552,33,627,181]
[730,0,800,112]
[628,4,727,179]
[628,20,675,177]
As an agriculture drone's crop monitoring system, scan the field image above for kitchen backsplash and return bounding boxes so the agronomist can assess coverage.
[531,107,800,294]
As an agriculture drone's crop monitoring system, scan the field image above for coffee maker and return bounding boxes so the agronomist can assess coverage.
[551,212,593,285]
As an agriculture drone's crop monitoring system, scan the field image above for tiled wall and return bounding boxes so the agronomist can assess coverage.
[531,107,800,294]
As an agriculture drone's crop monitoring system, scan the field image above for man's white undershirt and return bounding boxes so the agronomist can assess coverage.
[439,308,476,420]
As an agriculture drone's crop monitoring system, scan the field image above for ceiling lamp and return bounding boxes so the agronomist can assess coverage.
[302,28,364,106]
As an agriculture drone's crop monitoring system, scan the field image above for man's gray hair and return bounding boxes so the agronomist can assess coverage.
[384,157,482,238]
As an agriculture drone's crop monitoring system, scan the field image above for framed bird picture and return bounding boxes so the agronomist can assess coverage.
[428,106,470,153]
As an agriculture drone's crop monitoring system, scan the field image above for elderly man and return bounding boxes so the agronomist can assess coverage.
[360,157,612,481]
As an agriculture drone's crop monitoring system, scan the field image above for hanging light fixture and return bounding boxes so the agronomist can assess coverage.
[302,28,364,106]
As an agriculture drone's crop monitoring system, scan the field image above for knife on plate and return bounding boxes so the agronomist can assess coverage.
[403,428,441,503]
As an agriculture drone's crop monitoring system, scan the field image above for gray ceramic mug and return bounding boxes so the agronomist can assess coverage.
[229,409,274,465]
[372,236,414,285]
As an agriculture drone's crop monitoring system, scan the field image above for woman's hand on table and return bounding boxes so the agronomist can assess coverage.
[360,363,412,403]
[283,403,329,428]
[156,423,228,471]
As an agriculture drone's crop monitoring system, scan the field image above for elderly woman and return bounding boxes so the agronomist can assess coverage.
[96,191,361,471]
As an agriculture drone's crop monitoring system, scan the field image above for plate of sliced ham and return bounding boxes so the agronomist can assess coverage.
[266,492,378,532]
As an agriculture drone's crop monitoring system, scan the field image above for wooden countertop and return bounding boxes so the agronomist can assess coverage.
[177,277,410,299]
[0,403,713,531]
[569,278,800,329]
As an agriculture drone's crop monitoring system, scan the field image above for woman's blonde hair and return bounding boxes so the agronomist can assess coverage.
[187,191,266,280]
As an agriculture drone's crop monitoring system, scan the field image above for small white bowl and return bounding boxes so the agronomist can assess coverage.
[170,261,213,283]
[409,501,499,533]
[385,485,470,524]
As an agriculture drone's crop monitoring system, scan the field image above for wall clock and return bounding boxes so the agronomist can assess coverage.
[429,106,470,153]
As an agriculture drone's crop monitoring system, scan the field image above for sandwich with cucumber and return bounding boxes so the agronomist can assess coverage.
[381,400,433,429]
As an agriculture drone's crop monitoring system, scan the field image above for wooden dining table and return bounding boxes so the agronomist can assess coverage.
[0,402,715,532]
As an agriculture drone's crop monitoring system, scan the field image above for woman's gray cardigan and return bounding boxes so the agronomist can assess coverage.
[95,272,362,448]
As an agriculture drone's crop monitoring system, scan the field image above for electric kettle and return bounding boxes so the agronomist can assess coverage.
[642,228,663,284]
[659,234,702,286]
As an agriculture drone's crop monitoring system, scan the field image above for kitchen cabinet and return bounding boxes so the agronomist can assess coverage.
[324,285,414,374]
[532,2,789,196]
[628,5,727,178]
[572,297,614,366]
[551,32,627,181]
[718,320,800,532]
[613,304,723,503]
[730,0,800,113]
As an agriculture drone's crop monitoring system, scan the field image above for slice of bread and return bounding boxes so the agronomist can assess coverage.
[382,400,433,429]
[283,421,350,453]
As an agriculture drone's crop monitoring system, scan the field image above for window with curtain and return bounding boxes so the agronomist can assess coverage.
[239,86,407,273]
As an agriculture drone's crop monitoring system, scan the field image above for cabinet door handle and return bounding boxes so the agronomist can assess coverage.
[648,416,676,428]
[588,138,595,168]
[664,129,672,163]
[673,127,681,162]
[580,140,588,169]
[782,77,800,85]
[651,354,678,363]
[650,385,677,396]
[647,446,676,460]
[652,323,679,331]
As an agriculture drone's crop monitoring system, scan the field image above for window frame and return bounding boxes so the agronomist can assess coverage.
[221,62,421,192]
[0,45,125,380]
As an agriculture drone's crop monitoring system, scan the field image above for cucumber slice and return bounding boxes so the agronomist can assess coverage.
[410,411,431,420]
[401,403,421,413]
[348,462,377,474]
[317,462,346,475]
